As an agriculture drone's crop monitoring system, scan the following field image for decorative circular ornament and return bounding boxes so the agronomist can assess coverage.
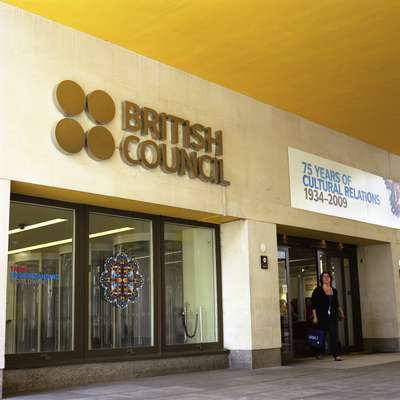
[55,80,85,116]
[86,90,115,124]
[86,126,115,160]
[54,118,85,154]
[99,253,144,309]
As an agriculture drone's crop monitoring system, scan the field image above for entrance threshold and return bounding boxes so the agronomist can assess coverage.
[288,352,400,370]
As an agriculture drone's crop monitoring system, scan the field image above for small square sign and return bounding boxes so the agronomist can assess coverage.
[261,255,268,269]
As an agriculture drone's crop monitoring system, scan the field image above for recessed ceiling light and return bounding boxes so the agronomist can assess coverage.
[89,227,134,239]
[8,238,73,255]
[9,218,67,235]
[8,227,135,255]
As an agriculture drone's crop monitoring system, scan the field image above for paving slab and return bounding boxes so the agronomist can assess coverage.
[6,353,400,400]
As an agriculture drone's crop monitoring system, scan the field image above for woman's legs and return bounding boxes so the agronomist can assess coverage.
[327,319,340,358]
[314,325,326,358]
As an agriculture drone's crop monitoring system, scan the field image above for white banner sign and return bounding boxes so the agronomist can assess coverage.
[288,147,400,229]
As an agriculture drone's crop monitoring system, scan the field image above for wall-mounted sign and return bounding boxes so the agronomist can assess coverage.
[9,264,60,286]
[260,255,268,269]
[288,147,400,229]
[53,80,230,186]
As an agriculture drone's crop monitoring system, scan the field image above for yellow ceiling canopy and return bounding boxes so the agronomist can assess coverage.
[3,0,400,154]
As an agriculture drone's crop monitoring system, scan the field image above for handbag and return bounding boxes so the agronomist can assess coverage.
[307,328,325,348]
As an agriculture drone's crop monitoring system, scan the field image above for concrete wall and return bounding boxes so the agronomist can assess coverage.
[0,3,400,245]
[221,220,281,368]
[247,221,280,350]
[359,244,400,352]
[221,220,252,353]
[1,2,400,377]
[4,353,229,396]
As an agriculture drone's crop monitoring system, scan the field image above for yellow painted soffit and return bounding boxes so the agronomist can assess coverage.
[3,0,400,155]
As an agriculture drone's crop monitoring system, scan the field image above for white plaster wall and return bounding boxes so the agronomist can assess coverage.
[358,244,400,339]
[0,179,11,369]
[221,220,252,350]
[0,3,399,244]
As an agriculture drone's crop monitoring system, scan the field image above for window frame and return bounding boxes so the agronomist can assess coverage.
[6,194,84,368]
[83,205,160,359]
[160,217,223,354]
[5,194,224,369]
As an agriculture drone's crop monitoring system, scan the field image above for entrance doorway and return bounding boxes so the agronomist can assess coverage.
[278,237,362,362]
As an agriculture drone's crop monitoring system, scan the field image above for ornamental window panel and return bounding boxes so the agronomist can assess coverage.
[88,212,154,350]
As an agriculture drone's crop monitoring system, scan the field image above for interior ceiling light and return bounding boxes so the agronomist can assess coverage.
[89,227,134,239]
[8,238,73,255]
[8,218,67,235]
[8,227,135,255]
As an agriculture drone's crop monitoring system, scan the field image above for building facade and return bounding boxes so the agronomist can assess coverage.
[1,3,400,396]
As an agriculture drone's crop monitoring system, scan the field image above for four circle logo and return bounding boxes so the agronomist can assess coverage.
[54,80,116,160]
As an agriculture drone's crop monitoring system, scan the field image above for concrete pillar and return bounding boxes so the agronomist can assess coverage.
[0,179,11,396]
[358,243,400,352]
[221,219,281,368]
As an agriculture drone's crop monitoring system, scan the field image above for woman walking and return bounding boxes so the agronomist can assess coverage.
[311,271,345,361]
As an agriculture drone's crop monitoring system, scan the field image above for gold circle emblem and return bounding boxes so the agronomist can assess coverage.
[54,118,85,154]
[86,90,115,124]
[55,80,85,116]
[86,126,115,160]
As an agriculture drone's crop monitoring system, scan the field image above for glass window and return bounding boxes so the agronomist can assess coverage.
[164,223,218,345]
[89,213,153,349]
[6,198,222,364]
[6,201,75,354]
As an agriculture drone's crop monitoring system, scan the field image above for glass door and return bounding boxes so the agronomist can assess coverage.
[343,257,355,347]
[325,253,346,349]
[318,249,361,352]
[289,247,319,357]
[278,240,362,361]
[278,248,292,362]
[339,252,362,350]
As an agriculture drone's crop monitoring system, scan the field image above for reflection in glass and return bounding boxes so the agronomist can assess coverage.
[278,259,291,355]
[289,247,318,357]
[327,257,346,346]
[164,223,218,345]
[6,202,74,354]
[343,258,354,346]
[89,213,153,349]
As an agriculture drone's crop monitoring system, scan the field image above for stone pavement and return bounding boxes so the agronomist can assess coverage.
[7,353,400,400]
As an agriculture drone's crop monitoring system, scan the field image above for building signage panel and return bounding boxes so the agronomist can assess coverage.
[52,80,230,186]
[288,147,400,229]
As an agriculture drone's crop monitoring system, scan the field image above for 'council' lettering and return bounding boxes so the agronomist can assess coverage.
[120,101,230,186]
